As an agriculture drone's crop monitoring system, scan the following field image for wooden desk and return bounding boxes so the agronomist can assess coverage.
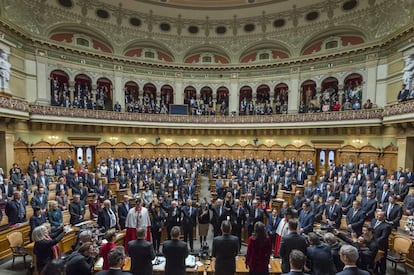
[94,255,282,274]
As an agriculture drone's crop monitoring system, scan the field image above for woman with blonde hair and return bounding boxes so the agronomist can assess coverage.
[33,224,66,273]
[100,229,117,270]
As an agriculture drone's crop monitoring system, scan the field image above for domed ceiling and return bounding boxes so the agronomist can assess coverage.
[2,0,413,65]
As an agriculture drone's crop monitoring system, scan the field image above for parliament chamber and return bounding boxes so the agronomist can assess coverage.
[1,0,414,274]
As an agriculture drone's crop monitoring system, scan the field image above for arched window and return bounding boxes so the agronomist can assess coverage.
[160,85,174,113]
[256,84,270,104]
[184,86,196,105]
[300,80,317,113]
[239,86,252,115]
[124,81,139,104]
[321,77,339,112]
[50,70,69,106]
[74,74,92,109]
[96,77,113,110]
[344,73,363,110]
[217,86,229,116]
[274,83,289,114]
[143,83,157,113]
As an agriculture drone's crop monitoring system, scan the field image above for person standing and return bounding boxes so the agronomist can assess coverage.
[69,194,85,225]
[281,250,307,275]
[162,226,189,275]
[279,220,308,273]
[124,198,151,252]
[32,225,66,273]
[336,245,370,275]
[150,204,166,254]
[274,208,292,256]
[5,191,26,225]
[212,220,239,275]
[245,221,272,275]
[181,199,197,252]
[372,211,391,275]
[118,195,132,230]
[98,200,118,232]
[266,208,281,249]
[65,242,96,275]
[197,199,210,248]
[128,227,155,275]
[96,246,132,275]
[100,229,117,271]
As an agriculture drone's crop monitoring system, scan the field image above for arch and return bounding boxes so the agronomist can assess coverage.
[239,86,253,115]
[200,86,213,104]
[239,40,291,62]
[50,70,69,106]
[161,84,174,111]
[343,73,364,109]
[96,77,113,110]
[143,83,157,110]
[299,80,317,113]
[183,44,231,63]
[74,74,92,108]
[47,24,114,53]
[123,39,174,60]
[256,84,270,104]
[300,26,366,55]
[125,81,139,104]
[274,83,289,114]
[184,86,196,105]
[217,86,229,105]
[320,77,339,111]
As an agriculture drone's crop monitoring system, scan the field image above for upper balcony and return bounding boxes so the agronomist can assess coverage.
[2,96,414,129]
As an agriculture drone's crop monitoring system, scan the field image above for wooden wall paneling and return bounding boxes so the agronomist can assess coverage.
[337,145,359,165]
[181,143,193,157]
[127,142,142,158]
[359,145,381,164]
[14,139,31,172]
[52,141,75,162]
[32,141,54,167]
[284,144,299,159]
[268,144,283,160]
[243,144,255,159]
[113,142,128,160]
[297,144,315,162]
[156,143,168,158]
[381,144,398,171]
[96,142,114,161]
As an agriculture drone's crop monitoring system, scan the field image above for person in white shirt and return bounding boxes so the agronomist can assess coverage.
[124,198,151,253]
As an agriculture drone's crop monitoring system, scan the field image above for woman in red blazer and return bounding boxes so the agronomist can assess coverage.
[100,229,117,270]
[245,221,272,275]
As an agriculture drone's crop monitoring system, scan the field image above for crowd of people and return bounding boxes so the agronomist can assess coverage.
[50,78,112,111]
[0,155,413,275]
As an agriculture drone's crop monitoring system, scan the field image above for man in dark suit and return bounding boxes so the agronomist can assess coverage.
[361,190,377,221]
[96,246,131,275]
[181,199,197,252]
[30,186,48,211]
[336,245,369,275]
[69,193,85,225]
[247,199,265,236]
[212,220,239,275]
[128,227,155,275]
[281,171,293,191]
[279,220,308,273]
[339,186,354,214]
[211,199,226,237]
[306,232,337,275]
[95,179,108,202]
[383,195,402,229]
[5,191,26,225]
[162,226,189,275]
[118,195,132,230]
[298,201,314,234]
[324,196,341,229]
[98,199,118,231]
[394,176,409,202]
[281,249,307,275]
[310,194,324,222]
[166,200,181,239]
[372,211,391,275]
[376,183,391,209]
[1,179,14,199]
[397,83,410,102]
[232,199,246,249]
[346,200,365,236]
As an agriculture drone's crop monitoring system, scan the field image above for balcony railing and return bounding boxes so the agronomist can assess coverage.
[3,95,413,125]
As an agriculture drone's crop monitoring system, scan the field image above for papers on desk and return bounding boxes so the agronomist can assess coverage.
[152,256,166,271]
[95,257,103,268]
[185,255,196,267]
[74,220,93,227]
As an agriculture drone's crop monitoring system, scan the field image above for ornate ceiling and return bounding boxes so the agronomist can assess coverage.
[1,0,413,66]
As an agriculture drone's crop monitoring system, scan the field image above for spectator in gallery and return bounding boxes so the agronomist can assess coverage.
[398,83,410,102]
[114,101,121,112]
[332,101,341,111]
[363,99,373,109]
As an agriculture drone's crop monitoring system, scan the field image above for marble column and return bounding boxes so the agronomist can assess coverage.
[288,76,299,113]
[114,73,124,110]
[229,75,239,115]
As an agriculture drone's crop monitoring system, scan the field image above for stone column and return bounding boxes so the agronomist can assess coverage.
[397,137,414,170]
[35,58,49,104]
[114,73,124,110]
[0,131,15,173]
[366,64,377,104]
[69,80,75,102]
[288,75,300,113]
[229,74,239,115]
[174,76,183,105]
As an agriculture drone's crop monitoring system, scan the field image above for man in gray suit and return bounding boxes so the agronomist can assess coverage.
[212,220,239,275]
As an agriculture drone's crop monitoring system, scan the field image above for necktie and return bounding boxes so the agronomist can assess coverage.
[330,206,334,215]
[387,204,393,219]
[255,209,258,218]
[382,192,386,203]
[374,220,381,229]
[352,209,357,218]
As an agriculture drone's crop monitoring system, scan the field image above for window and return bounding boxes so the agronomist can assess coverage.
[76,37,90,47]
[144,51,155,59]
[259,53,270,60]
[202,56,212,63]
[325,40,338,49]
